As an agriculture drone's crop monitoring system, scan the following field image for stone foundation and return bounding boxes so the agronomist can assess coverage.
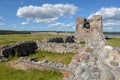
[9,57,68,71]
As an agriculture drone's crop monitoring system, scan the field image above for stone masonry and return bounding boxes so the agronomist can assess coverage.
[9,57,67,71]
[75,15,105,44]
[36,35,80,53]
[0,15,120,80]
[37,42,80,53]
[64,15,120,80]
[0,40,38,58]
[0,36,80,60]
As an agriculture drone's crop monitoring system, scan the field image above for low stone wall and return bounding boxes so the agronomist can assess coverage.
[37,42,80,53]
[36,35,79,53]
[46,36,75,43]
[0,40,38,58]
[10,57,68,71]
[0,39,80,60]
[0,34,80,62]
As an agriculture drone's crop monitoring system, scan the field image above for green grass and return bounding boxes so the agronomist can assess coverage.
[0,34,58,45]
[0,63,63,80]
[107,37,120,48]
[0,50,71,80]
[29,51,73,64]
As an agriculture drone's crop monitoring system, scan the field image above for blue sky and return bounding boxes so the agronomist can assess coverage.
[0,0,120,32]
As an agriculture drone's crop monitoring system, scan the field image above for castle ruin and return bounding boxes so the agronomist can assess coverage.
[0,15,120,80]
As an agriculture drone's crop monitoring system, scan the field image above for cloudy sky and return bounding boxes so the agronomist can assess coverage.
[0,0,120,32]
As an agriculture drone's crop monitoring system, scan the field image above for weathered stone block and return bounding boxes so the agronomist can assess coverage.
[110,61,119,67]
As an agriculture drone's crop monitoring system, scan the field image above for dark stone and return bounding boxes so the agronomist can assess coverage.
[65,36,74,43]
[0,41,38,58]
[28,57,38,62]
[110,61,119,66]
[105,35,111,40]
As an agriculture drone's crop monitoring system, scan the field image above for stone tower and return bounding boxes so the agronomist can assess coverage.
[64,15,111,80]
[75,15,105,45]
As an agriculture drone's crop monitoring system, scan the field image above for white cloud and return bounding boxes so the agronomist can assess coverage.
[103,20,120,27]
[48,22,75,28]
[16,4,78,23]
[89,7,120,20]
[21,22,29,25]
[89,7,120,31]
[106,27,113,30]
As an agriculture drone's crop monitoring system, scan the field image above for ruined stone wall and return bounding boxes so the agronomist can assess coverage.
[10,57,68,71]
[44,36,75,43]
[36,36,80,53]
[0,38,80,60]
[64,15,120,80]
[75,17,85,43]
[65,32,106,80]
[0,40,38,58]
[75,15,105,44]
[37,42,80,53]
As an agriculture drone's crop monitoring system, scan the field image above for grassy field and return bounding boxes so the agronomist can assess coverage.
[0,33,72,80]
[0,34,56,45]
[0,33,120,80]
[107,37,120,48]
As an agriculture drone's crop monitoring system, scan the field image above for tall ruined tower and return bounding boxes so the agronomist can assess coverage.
[64,15,110,80]
[75,15,105,46]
